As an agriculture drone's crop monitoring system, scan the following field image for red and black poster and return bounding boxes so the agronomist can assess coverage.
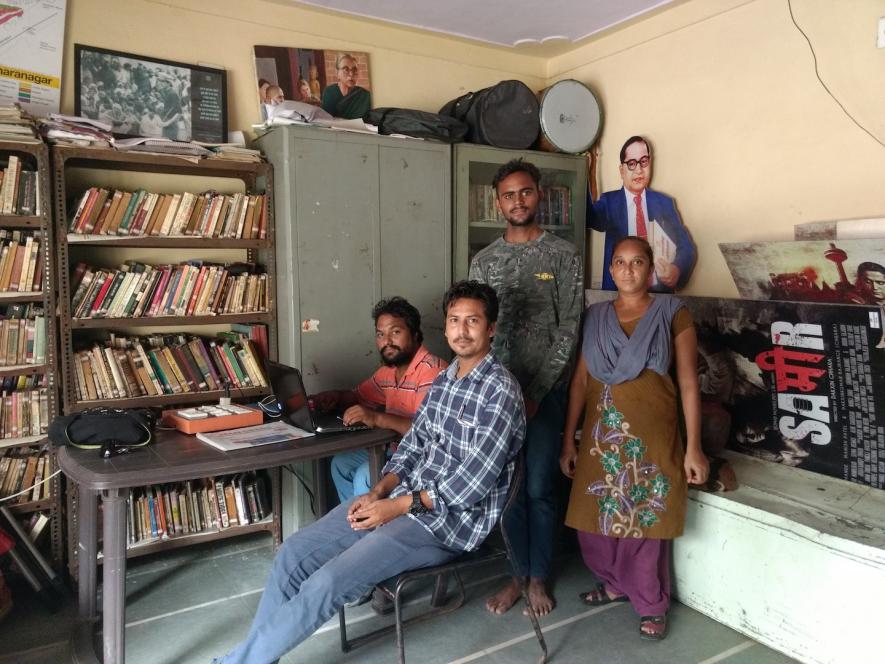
[685,296,885,490]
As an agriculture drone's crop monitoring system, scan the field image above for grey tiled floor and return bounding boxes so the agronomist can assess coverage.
[0,533,799,664]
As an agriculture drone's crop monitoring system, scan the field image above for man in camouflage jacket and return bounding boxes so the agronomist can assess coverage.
[470,158,583,617]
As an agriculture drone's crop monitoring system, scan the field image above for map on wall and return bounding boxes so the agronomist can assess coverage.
[0,0,67,117]
[0,0,67,116]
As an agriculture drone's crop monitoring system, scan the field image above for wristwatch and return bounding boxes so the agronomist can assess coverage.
[409,490,428,516]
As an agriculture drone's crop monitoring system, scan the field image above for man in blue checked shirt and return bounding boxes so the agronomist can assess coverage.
[213,280,525,664]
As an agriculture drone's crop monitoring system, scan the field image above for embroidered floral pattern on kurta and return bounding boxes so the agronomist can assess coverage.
[585,384,671,537]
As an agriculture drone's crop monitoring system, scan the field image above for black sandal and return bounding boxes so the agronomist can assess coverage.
[579,583,628,606]
[639,614,667,640]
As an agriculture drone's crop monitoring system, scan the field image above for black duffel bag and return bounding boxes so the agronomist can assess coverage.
[364,108,468,143]
[49,407,156,458]
[439,80,540,149]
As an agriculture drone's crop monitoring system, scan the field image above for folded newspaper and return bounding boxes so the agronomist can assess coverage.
[197,421,314,451]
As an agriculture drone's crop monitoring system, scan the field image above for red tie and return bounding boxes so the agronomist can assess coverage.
[634,194,647,238]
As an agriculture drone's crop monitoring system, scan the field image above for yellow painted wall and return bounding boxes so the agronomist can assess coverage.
[62,0,885,298]
[62,0,546,132]
[548,0,885,295]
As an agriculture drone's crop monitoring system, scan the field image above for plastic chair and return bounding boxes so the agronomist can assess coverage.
[338,451,548,663]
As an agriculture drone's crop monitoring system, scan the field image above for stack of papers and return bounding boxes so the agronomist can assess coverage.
[38,114,113,147]
[114,136,213,157]
[0,105,39,143]
[206,145,263,163]
[197,421,314,452]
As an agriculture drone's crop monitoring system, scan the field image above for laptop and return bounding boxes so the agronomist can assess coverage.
[266,361,369,434]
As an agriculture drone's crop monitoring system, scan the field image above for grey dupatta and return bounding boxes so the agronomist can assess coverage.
[582,296,684,385]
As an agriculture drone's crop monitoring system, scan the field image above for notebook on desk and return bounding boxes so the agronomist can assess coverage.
[266,361,370,435]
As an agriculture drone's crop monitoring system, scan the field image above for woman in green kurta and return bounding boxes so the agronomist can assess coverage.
[560,236,708,640]
[321,53,371,119]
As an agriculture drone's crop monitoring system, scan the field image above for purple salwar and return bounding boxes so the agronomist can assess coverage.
[577,530,671,616]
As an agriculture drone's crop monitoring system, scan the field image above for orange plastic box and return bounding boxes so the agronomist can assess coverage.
[164,406,264,434]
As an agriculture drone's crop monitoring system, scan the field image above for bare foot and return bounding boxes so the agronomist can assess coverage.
[485,578,522,615]
[523,577,554,617]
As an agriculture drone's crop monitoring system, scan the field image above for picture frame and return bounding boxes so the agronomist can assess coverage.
[74,44,228,143]
[253,46,371,120]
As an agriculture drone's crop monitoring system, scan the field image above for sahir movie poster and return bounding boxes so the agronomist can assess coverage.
[686,296,885,490]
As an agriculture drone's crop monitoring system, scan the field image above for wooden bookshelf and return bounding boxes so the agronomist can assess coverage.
[0,139,62,569]
[51,145,279,576]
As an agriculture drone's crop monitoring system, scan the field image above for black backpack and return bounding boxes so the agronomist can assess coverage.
[439,80,540,149]
[364,108,468,143]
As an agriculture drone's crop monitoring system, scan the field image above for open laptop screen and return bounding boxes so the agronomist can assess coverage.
[266,361,316,432]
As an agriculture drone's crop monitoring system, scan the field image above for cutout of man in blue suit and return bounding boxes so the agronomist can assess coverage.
[588,135,696,292]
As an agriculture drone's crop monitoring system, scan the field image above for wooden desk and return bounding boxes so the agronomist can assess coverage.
[59,427,394,664]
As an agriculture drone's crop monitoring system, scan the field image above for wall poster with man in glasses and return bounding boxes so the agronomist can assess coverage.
[588,134,696,293]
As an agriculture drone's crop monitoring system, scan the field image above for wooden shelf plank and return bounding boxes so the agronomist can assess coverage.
[5,497,53,515]
[0,434,47,450]
[0,363,48,378]
[67,234,270,249]
[0,291,44,302]
[68,386,270,412]
[84,519,276,564]
[71,312,272,329]
[0,215,43,228]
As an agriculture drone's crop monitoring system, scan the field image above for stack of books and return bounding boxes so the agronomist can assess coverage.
[70,261,268,319]
[67,188,268,239]
[0,448,52,502]
[38,114,113,147]
[72,332,268,402]
[0,230,44,293]
[127,471,271,546]
[537,185,571,226]
[0,304,46,365]
[467,183,505,224]
[0,155,40,215]
[0,387,50,439]
[0,105,39,143]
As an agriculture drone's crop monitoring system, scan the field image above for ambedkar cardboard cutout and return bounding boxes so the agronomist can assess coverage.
[588,136,696,292]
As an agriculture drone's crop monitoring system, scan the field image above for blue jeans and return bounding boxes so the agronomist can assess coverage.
[330,450,371,502]
[214,500,458,664]
[504,385,566,579]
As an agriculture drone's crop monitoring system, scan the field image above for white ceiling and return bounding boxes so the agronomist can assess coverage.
[295,0,676,53]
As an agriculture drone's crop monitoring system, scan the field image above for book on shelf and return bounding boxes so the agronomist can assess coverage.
[25,511,50,542]
[0,303,46,366]
[125,471,271,546]
[67,187,267,240]
[0,230,43,293]
[72,332,268,402]
[0,156,40,216]
[196,421,313,452]
[0,385,48,439]
[69,260,268,319]
[0,447,50,503]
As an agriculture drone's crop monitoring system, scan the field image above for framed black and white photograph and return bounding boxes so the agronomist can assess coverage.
[74,44,227,143]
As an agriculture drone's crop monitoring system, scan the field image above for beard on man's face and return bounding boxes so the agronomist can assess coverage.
[379,344,415,367]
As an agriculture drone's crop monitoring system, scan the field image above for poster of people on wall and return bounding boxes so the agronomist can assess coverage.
[253,46,371,120]
[719,239,885,306]
[686,295,885,490]
[0,0,66,117]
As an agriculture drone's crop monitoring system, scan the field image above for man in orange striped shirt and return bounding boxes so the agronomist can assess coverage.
[312,297,447,502]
